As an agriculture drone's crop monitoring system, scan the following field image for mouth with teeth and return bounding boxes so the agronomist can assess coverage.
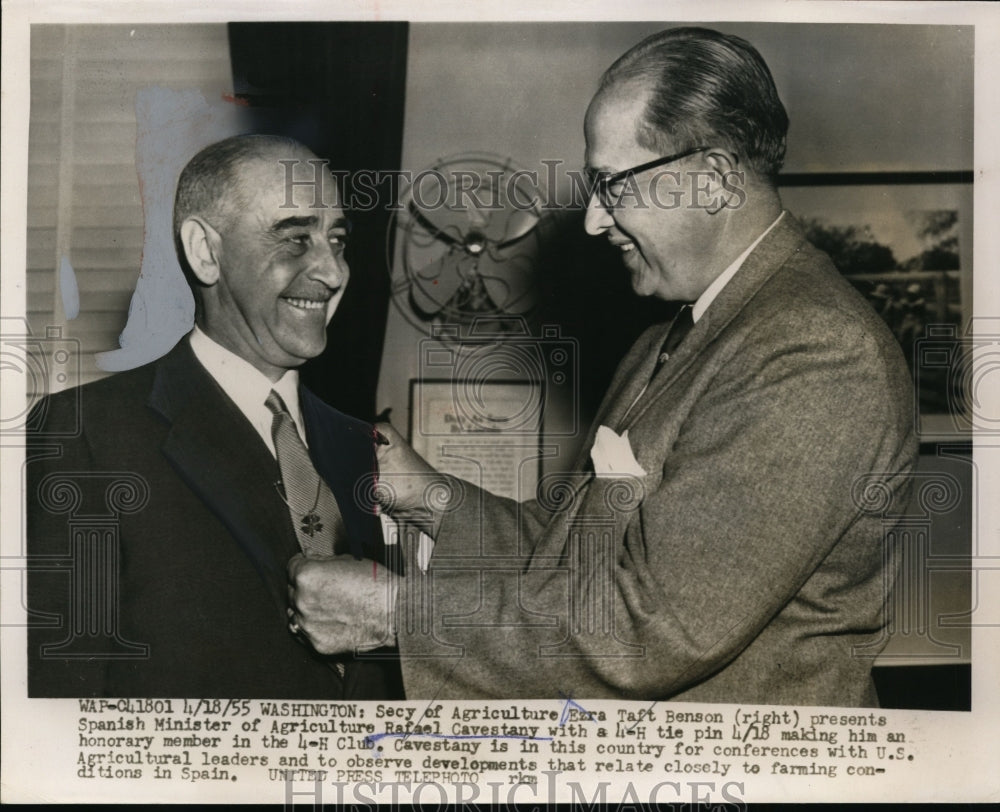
[281,294,334,312]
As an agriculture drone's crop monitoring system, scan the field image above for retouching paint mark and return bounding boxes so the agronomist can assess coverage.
[59,255,80,320]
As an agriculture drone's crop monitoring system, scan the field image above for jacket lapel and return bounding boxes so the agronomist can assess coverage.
[619,213,808,431]
[535,216,809,565]
[590,328,665,434]
[149,339,296,613]
[299,389,395,572]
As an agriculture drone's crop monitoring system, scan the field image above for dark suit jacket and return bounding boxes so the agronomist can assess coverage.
[397,214,917,705]
[27,336,403,698]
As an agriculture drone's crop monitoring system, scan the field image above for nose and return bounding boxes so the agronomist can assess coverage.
[310,241,350,289]
[584,192,614,236]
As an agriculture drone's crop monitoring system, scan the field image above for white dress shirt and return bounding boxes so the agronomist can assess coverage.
[188,326,307,457]
[691,210,785,323]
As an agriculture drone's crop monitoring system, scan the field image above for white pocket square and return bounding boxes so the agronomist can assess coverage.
[590,425,647,477]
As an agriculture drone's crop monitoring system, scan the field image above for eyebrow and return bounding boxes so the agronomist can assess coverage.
[269,216,350,233]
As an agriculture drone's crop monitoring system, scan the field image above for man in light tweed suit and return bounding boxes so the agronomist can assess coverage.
[290,27,917,706]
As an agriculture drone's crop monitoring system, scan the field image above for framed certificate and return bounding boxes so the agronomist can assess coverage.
[409,378,544,501]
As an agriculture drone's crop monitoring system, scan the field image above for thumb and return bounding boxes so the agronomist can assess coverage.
[374,421,405,449]
[287,552,307,584]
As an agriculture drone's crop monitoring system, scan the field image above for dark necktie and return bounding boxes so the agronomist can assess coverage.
[265,390,344,558]
[653,304,694,375]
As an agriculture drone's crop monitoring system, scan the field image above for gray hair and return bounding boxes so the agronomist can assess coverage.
[172,134,307,287]
[173,133,305,240]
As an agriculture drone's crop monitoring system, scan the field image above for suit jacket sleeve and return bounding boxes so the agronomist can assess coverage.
[26,390,113,694]
[397,277,916,700]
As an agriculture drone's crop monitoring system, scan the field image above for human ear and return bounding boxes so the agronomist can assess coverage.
[702,149,744,215]
[179,217,223,286]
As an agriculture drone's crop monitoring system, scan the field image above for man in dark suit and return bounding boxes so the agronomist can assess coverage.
[290,28,917,705]
[27,134,403,698]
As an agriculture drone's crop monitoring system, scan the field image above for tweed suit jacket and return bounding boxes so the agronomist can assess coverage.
[396,214,917,705]
[27,336,404,698]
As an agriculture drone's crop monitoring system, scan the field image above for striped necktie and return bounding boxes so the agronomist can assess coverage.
[653,304,694,376]
[265,390,344,558]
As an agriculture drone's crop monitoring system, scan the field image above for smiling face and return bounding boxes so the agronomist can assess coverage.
[197,148,350,380]
[583,83,726,302]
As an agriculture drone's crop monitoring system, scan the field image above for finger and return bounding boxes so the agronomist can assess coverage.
[374,422,401,441]
[293,617,328,651]
[288,552,307,583]
[374,423,404,460]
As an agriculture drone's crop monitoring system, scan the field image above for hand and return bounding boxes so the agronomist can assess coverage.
[287,554,398,655]
[374,422,455,527]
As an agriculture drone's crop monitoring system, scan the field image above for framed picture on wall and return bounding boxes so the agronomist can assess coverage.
[780,174,973,441]
[409,378,545,502]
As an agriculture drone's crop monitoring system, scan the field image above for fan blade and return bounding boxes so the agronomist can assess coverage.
[408,200,464,246]
[495,208,540,248]
[466,206,489,230]
[476,251,538,315]
[409,252,470,316]
[475,199,540,244]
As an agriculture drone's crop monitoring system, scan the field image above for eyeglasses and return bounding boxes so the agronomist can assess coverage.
[585,146,709,209]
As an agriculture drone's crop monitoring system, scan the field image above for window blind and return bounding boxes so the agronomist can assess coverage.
[26,24,232,396]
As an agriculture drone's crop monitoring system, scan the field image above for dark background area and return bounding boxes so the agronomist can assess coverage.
[228,22,409,422]
[874,664,970,711]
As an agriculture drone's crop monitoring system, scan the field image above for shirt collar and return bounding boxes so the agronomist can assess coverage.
[692,211,785,323]
[189,326,304,445]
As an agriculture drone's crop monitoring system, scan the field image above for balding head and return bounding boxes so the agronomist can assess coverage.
[598,27,788,184]
[173,134,317,282]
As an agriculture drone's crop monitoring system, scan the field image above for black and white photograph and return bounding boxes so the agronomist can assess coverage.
[1,1,997,805]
